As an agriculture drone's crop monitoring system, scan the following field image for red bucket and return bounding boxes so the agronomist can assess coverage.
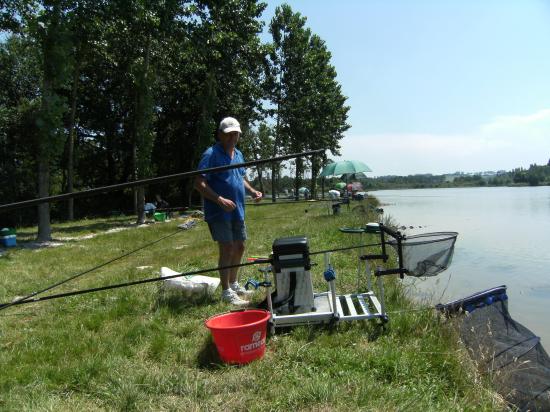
[205,309,271,364]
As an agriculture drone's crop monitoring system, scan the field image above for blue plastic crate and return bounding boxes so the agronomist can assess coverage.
[1,234,16,247]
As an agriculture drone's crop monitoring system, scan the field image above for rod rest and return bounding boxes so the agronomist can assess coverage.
[360,254,387,261]
[375,268,408,277]
[379,224,403,240]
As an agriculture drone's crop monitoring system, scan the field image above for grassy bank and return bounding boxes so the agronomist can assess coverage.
[0,200,503,411]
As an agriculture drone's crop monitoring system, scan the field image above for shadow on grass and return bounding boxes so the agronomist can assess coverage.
[323,319,388,343]
[363,320,388,342]
[153,292,217,314]
[153,291,228,370]
[307,322,347,340]
[196,336,224,370]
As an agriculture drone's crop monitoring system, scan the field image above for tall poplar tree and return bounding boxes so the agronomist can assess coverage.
[303,34,350,197]
[2,1,76,239]
[0,35,42,226]
[267,4,349,199]
[63,0,106,220]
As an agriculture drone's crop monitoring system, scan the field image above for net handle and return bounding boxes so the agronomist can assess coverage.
[390,232,458,247]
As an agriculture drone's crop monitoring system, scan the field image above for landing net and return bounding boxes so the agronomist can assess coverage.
[390,232,458,277]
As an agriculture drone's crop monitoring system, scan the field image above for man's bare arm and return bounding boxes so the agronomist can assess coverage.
[244,178,262,202]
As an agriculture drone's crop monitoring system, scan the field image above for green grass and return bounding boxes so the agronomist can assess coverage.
[0,201,504,411]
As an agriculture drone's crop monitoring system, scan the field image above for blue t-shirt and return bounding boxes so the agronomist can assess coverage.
[198,143,246,222]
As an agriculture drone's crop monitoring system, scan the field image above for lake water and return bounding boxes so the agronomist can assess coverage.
[370,186,550,345]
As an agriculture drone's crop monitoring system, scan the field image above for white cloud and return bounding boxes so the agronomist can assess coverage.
[337,109,550,176]
[480,108,550,142]
[482,108,550,129]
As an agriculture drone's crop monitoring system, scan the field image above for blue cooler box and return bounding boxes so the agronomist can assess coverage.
[1,228,16,247]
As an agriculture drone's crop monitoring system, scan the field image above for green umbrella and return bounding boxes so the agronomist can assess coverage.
[319,160,372,177]
[334,182,347,189]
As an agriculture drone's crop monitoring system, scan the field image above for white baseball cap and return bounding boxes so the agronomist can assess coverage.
[219,117,241,134]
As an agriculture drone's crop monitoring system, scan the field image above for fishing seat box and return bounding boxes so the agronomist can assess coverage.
[0,228,16,247]
[272,236,311,272]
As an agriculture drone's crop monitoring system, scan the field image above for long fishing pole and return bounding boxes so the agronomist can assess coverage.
[245,199,337,207]
[310,241,383,256]
[0,149,324,213]
[0,228,186,312]
[0,241,386,310]
[0,260,262,309]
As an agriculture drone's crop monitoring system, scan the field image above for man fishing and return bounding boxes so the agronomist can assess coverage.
[194,117,263,306]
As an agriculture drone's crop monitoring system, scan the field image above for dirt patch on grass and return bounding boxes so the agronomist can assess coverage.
[0,216,200,254]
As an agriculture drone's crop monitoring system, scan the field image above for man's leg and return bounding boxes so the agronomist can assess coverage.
[228,220,247,284]
[209,221,248,306]
[218,242,234,291]
[228,240,245,284]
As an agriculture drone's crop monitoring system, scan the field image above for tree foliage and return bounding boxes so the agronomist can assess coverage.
[0,0,350,231]
[511,164,550,186]
[266,4,349,198]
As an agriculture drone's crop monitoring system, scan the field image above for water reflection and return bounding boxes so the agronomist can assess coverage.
[370,186,550,345]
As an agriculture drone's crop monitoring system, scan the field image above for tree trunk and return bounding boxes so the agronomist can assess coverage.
[66,65,79,220]
[294,157,302,201]
[271,114,280,202]
[36,5,61,242]
[106,123,117,184]
[132,138,138,215]
[134,35,152,224]
[271,162,277,202]
[310,158,319,199]
[136,186,145,224]
[256,166,264,193]
[37,157,51,241]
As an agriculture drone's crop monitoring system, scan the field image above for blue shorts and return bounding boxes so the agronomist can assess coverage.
[207,220,247,243]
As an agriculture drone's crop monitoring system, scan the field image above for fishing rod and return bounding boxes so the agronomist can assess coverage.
[246,198,383,212]
[245,199,337,207]
[0,241,386,310]
[0,227,186,312]
[310,241,383,256]
[0,260,262,309]
[0,149,324,213]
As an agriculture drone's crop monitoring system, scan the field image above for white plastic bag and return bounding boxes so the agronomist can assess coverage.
[160,267,220,299]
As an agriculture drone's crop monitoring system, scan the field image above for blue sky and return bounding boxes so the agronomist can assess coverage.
[262,1,550,176]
